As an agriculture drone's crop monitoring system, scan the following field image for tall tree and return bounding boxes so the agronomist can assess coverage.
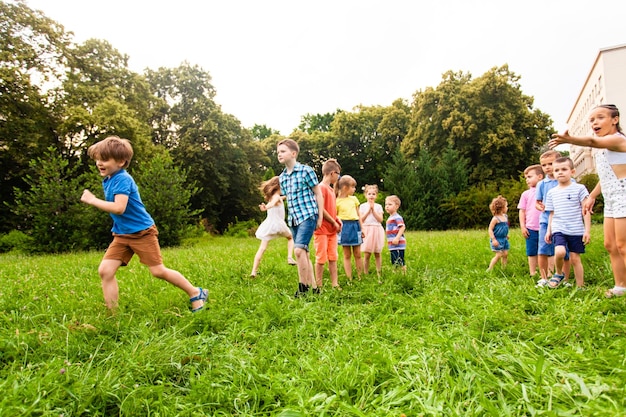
[0,0,71,232]
[58,38,156,167]
[145,63,262,231]
[402,65,554,184]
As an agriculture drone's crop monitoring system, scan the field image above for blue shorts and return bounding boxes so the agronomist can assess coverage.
[390,249,405,267]
[553,232,586,254]
[339,220,362,246]
[538,223,554,256]
[525,229,539,256]
[290,216,317,252]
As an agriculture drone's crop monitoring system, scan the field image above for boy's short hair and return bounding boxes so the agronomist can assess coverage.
[554,156,574,169]
[87,136,133,168]
[524,164,544,177]
[386,195,401,207]
[322,158,341,175]
[277,138,299,154]
[540,150,561,161]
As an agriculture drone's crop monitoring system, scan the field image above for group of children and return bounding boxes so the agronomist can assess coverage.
[80,104,626,313]
[490,104,626,298]
[253,139,407,296]
[497,151,591,289]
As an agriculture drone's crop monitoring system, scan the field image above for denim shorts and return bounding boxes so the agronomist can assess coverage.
[538,223,554,256]
[390,249,405,267]
[290,215,317,252]
[525,229,539,256]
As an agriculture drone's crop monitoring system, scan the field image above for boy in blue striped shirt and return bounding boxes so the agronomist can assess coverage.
[544,157,591,289]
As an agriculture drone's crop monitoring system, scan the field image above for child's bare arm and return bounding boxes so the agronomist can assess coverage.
[312,184,324,229]
[81,190,128,215]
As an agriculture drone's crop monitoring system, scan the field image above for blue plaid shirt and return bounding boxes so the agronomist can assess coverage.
[279,162,319,226]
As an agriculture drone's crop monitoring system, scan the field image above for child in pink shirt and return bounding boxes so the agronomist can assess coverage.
[517,164,544,277]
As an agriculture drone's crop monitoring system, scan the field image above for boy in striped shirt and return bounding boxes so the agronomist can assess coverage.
[385,195,407,273]
[544,157,591,289]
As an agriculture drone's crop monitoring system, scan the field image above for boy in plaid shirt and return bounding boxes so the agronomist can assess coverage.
[277,139,324,297]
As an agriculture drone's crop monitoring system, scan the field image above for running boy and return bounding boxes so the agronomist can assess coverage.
[277,138,324,297]
[313,159,342,289]
[385,195,407,273]
[80,136,207,312]
[544,157,591,288]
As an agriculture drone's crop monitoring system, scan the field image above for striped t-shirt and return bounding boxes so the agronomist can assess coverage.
[544,183,589,236]
[386,213,406,250]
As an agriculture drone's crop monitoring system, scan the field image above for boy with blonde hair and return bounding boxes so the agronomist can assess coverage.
[535,150,571,287]
[385,195,406,273]
[313,159,342,289]
[518,164,544,277]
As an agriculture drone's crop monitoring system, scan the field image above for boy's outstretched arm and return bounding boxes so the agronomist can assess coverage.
[81,189,128,215]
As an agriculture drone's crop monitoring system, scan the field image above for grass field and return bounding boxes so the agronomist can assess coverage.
[1,225,626,416]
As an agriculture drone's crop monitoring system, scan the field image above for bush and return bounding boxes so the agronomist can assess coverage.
[0,230,34,253]
[223,219,258,238]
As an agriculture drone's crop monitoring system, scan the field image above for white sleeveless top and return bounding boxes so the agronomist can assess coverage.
[605,132,626,164]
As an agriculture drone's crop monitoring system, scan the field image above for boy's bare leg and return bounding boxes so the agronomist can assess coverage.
[329,260,339,287]
[149,264,204,310]
[98,259,122,310]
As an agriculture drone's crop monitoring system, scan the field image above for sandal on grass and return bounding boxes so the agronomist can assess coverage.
[190,287,208,313]
[605,287,626,298]
[548,274,565,289]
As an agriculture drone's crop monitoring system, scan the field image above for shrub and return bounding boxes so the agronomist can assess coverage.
[223,219,258,238]
[0,230,34,253]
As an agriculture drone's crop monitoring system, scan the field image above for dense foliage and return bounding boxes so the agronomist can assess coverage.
[1,0,561,253]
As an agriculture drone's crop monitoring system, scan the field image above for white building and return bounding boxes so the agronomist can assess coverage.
[567,44,626,179]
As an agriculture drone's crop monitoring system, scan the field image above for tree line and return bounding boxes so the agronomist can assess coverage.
[1,0,564,253]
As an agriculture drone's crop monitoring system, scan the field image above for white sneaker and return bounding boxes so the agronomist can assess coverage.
[536,278,549,288]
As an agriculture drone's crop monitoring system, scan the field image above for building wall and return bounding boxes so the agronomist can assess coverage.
[567,44,626,179]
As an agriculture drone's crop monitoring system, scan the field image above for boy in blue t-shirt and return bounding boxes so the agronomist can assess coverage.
[81,136,207,312]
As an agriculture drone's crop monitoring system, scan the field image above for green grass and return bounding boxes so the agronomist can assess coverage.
[1,226,626,416]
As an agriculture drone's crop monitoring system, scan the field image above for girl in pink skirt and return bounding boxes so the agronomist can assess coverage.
[359,184,385,280]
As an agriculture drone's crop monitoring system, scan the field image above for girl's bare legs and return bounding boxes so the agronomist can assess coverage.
[251,240,269,276]
[98,259,122,310]
[487,251,503,271]
[363,252,372,274]
[342,246,353,281]
[353,246,364,280]
[501,250,508,268]
[605,218,626,288]
[149,264,205,310]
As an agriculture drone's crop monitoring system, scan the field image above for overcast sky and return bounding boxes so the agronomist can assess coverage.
[25,0,626,135]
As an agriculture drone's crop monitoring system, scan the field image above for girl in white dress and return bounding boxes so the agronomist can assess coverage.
[251,176,296,277]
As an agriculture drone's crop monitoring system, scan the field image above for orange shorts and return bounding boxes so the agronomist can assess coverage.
[103,225,163,267]
[313,233,338,264]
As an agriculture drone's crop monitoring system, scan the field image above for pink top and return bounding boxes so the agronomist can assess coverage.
[517,187,540,231]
